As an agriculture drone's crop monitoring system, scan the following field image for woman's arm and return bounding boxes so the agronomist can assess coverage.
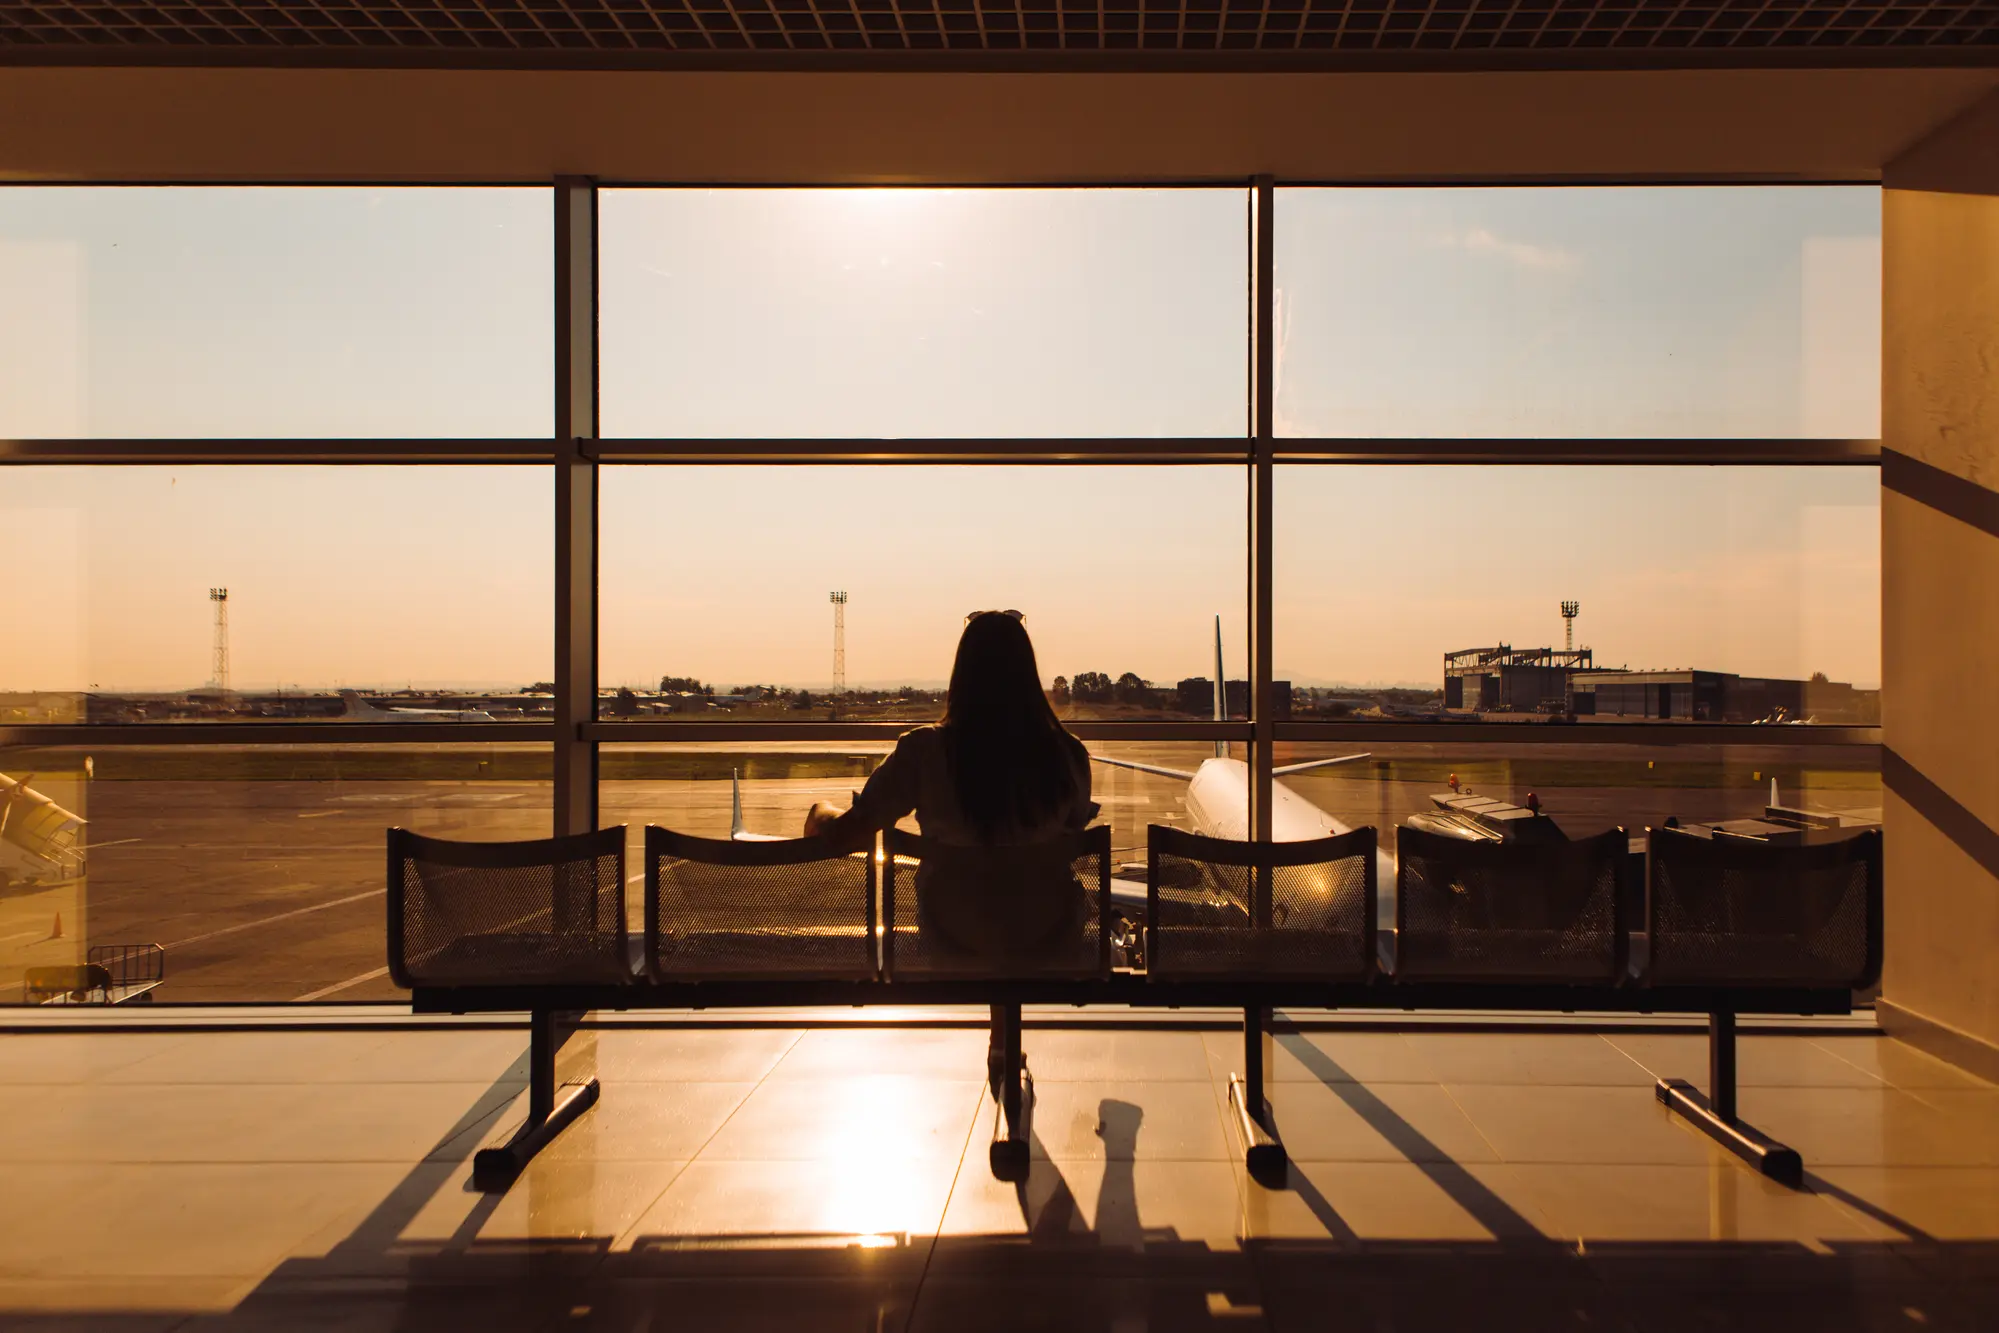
[799,732,921,852]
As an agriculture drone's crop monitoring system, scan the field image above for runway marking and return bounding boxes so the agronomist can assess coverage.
[0,928,49,945]
[294,966,391,1002]
[297,811,342,819]
[165,888,385,949]
[86,838,144,850]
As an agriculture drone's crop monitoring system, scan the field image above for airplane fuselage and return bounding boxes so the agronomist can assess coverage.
[1183,757,1349,843]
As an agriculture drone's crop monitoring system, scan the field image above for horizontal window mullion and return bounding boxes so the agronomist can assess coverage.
[1275,439,1882,465]
[591,721,1253,743]
[1274,721,1881,748]
[0,723,555,746]
[0,440,556,465]
[592,439,1250,464]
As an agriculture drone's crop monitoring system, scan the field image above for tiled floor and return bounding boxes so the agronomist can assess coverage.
[1,1018,1995,1331]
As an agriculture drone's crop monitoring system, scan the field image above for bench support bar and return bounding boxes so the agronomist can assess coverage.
[1654,1012,1802,1189]
[1656,1078,1801,1187]
[472,1009,600,1191]
[989,1002,1031,1181]
[1231,1006,1287,1184]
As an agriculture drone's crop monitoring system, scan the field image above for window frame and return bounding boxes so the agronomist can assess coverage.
[0,177,1884,964]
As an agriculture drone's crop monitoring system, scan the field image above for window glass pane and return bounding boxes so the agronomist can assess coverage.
[0,188,551,438]
[0,744,550,1003]
[600,189,1248,438]
[1276,186,1880,439]
[1276,466,1879,722]
[600,466,1248,718]
[1,467,551,718]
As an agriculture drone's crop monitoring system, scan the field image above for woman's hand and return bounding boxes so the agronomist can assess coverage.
[803,801,845,838]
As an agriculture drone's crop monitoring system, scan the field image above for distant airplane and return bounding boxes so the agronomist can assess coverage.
[339,690,496,723]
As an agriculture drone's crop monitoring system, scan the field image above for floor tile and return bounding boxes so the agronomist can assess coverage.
[1260,1079,1501,1165]
[1811,1168,1999,1240]
[559,1277,916,1333]
[766,1028,987,1080]
[938,1156,1245,1253]
[990,1081,1232,1163]
[564,1028,800,1084]
[3,1080,528,1166]
[1605,1033,1890,1089]
[1407,1033,1660,1087]
[1496,1162,1892,1243]
[1020,1029,1211,1081]
[398,1156,684,1247]
[622,1156,963,1254]
[0,1034,190,1085]
[696,1075,981,1162]
[0,1163,409,1281]
[1210,1030,1438,1085]
[910,1275,1268,1333]
[447,1081,756,1164]
[1813,1037,1998,1091]
[1239,1160,1553,1243]
[1444,1083,1722,1166]
[1737,1086,1999,1168]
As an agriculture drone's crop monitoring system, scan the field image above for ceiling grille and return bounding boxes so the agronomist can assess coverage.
[3,1,1996,55]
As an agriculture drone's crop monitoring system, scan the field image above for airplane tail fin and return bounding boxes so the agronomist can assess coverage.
[339,690,381,720]
[1212,614,1226,759]
[731,768,746,838]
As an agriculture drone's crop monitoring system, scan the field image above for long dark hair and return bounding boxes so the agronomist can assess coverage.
[941,612,1081,843]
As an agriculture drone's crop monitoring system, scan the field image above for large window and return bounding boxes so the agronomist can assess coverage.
[0,467,552,721]
[599,465,1249,720]
[0,182,1883,1003]
[599,188,1248,439]
[1276,186,1880,440]
[0,188,552,439]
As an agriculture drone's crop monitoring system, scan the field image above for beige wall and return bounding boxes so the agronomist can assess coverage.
[0,65,1995,183]
[1881,89,1999,1078]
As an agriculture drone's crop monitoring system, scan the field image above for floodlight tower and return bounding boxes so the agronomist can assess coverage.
[209,588,231,693]
[830,591,847,693]
[1560,600,1580,655]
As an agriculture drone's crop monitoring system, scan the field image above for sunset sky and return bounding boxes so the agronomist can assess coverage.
[0,185,1881,692]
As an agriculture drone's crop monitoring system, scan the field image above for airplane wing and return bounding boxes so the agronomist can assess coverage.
[1089,754,1198,781]
[1271,752,1370,777]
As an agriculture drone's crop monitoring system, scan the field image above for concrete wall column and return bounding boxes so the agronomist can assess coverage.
[1880,89,1999,1081]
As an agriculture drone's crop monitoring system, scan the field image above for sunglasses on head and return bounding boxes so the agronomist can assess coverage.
[965,609,1025,623]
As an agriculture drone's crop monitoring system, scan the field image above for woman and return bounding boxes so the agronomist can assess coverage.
[806,609,1098,958]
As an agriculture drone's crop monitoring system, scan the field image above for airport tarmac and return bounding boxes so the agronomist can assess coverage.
[0,740,1881,1004]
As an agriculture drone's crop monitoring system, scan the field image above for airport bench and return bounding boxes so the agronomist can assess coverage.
[389,822,1881,1191]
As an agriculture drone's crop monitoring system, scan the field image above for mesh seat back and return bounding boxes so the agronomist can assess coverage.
[387,826,632,988]
[882,826,1110,979]
[1646,827,1881,988]
[1146,824,1376,981]
[1394,826,1627,983]
[645,827,876,982]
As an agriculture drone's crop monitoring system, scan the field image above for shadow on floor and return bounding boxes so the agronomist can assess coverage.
[7,1046,1998,1332]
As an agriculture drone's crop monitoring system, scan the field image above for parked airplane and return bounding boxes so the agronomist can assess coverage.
[340,690,497,723]
[0,772,87,887]
[1089,617,1373,843]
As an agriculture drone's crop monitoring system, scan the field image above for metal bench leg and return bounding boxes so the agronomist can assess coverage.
[1229,1005,1287,1185]
[472,1008,601,1191]
[1655,1011,1802,1188]
[988,1002,1031,1181]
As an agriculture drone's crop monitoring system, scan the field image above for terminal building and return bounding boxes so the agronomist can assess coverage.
[1442,645,1594,714]
[1570,669,1881,723]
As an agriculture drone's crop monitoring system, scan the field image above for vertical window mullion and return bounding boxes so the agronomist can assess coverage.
[555,176,600,837]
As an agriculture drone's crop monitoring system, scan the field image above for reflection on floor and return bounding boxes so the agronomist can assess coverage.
[1,1016,1995,1330]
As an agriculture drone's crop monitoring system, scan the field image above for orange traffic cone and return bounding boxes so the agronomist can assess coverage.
[49,912,62,940]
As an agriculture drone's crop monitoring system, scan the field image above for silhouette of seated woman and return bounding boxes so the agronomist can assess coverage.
[805,610,1099,969]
